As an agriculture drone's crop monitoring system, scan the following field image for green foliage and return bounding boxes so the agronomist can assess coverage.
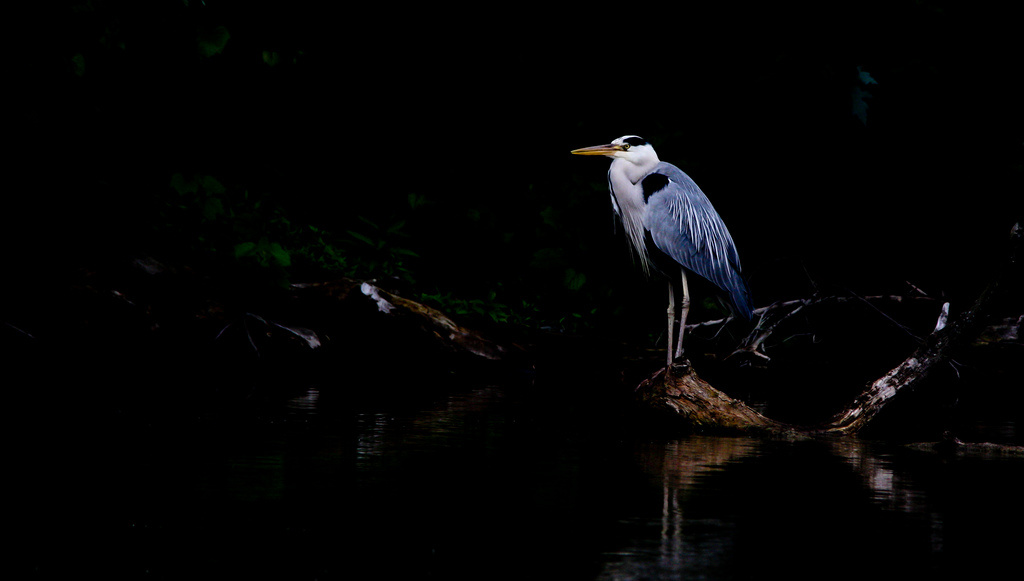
[563,268,587,291]
[852,66,878,125]
[50,1,690,338]
[343,216,420,283]
[196,25,230,58]
[154,164,645,336]
[159,173,427,289]
[418,290,545,328]
[234,238,291,268]
[71,53,86,77]
[163,172,297,286]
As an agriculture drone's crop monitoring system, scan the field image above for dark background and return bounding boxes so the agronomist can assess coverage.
[9,6,1022,579]
[8,0,1023,351]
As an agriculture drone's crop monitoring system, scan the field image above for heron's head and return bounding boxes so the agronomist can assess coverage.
[571,135,659,166]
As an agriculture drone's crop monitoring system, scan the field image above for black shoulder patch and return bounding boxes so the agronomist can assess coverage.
[641,173,670,202]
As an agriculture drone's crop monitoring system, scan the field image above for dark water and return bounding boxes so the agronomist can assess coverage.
[21,371,1023,580]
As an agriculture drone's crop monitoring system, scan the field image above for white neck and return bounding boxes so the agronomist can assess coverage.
[607,153,660,276]
[609,147,660,184]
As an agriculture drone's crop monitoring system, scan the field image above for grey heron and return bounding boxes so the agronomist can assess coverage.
[571,135,753,366]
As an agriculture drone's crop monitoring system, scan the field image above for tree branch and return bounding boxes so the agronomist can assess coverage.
[637,222,1022,436]
[820,222,1021,435]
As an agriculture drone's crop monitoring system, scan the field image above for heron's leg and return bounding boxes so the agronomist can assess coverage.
[666,282,675,367]
[674,270,690,359]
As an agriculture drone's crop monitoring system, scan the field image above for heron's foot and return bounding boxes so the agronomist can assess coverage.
[666,357,691,376]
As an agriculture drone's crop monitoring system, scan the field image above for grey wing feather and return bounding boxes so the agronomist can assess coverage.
[644,163,753,319]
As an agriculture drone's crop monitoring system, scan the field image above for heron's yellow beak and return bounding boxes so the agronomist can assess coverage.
[570,144,622,156]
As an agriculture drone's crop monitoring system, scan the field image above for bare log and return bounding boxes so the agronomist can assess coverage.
[291,278,514,361]
[364,282,511,361]
[904,437,1024,457]
[637,362,792,434]
[821,223,1021,435]
[637,222,1022,436]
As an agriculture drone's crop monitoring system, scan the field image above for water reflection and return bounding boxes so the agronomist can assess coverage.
[594,433,1021,580]
[351,386,509,464]
[637,436,763,490]
[827,437,926,511]
[34,378,1020,580]
[286,386,321,414]
[294,382,1022,580]
[598,437,762,580]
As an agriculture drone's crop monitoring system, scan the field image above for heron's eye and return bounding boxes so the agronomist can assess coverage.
[622,144,630,150]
